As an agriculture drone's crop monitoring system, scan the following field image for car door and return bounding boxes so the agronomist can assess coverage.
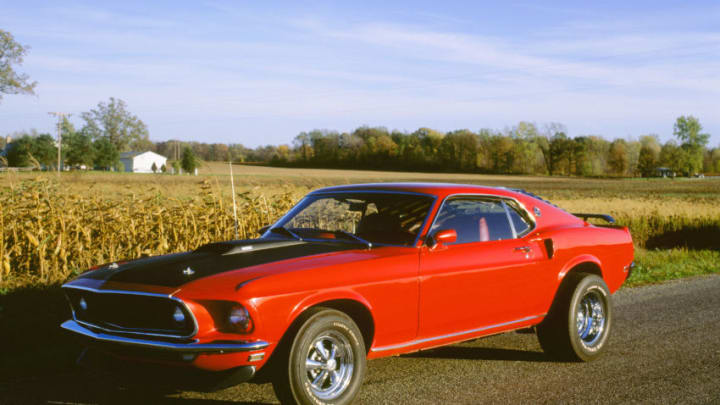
[418,196,548,339]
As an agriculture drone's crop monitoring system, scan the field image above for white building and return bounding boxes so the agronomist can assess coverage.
[119,151,167,173]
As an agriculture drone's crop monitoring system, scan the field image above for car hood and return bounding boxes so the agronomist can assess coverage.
[75,238,361,288]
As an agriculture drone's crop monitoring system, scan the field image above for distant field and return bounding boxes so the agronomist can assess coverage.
[7,161,720,203]
[1,164,719,289]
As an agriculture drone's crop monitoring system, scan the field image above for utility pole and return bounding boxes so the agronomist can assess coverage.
[48,112,71,173]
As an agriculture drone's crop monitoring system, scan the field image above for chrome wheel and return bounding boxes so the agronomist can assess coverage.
[537,273,612,362]
[305,331,354,400]
[576,290,606,347]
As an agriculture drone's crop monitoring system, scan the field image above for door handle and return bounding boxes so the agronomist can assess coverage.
[514,246,531,253]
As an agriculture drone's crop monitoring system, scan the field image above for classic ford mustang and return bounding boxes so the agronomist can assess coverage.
[61,183,634,404]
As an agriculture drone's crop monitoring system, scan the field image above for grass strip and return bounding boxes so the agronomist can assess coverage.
[627,247,720,287]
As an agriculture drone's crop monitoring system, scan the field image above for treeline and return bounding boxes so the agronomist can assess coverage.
[3,110,718,177]
[260,117,718,177]
[135,117,720,177]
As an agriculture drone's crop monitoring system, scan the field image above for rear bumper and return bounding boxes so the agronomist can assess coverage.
[61,320,268,353]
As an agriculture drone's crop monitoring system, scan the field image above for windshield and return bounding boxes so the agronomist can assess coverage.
[273,192,435,246]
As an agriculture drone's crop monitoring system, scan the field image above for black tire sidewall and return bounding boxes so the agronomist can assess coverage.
[567,275,612,361]
[287,309,366,405]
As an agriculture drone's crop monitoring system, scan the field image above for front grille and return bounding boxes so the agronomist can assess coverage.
[64,288,195,338]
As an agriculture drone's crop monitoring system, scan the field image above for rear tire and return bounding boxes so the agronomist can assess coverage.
[272,308,366,405]
[537,273,612,362]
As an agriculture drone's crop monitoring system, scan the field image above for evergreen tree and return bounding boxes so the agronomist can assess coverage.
[181,147,198,174]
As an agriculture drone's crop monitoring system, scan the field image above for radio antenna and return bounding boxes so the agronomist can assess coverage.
[229,159,239,240]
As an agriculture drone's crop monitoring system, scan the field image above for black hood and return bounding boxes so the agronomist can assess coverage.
[78,238,359,288]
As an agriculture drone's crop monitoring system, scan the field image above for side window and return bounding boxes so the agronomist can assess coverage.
[431,198,514,244]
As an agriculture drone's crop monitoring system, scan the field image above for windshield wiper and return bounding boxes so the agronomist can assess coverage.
[335,231,372,250]
[268,226,303,241]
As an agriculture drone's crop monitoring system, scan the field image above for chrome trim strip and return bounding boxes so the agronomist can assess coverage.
[73,319,193,340]
[370,314,545,352]
[308,189,436,198]
[501,200,518,239]
[62,285,199,339]
[63,285,171,298]
[61,320,268,353]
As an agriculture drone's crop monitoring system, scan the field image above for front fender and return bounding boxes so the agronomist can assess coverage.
[286,288,374,329]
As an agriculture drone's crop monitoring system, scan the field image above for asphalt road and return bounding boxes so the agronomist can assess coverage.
[5,275,720,404]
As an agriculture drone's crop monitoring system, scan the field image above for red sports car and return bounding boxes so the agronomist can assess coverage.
[61,183,634,404]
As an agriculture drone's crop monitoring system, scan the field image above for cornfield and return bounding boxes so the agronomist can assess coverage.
[1,178,298,287]
[1,176,718,289]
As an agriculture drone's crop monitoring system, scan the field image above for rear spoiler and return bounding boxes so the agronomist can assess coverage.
[572,213,616,224]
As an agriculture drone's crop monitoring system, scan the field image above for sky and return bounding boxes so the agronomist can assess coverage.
[1,0,719,148]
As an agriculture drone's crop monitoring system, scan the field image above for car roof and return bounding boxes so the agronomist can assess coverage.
[309,182,582,231]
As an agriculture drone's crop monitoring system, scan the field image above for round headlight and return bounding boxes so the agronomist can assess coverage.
[228,305,253,333]
[173,307,186,324]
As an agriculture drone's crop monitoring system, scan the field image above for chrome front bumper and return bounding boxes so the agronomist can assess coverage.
[61,320,269,353]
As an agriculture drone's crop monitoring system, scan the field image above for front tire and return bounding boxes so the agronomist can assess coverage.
[272,308,366,405]
[537,273,612,362]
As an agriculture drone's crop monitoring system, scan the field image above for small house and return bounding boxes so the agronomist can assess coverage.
[655,167,675,178]
[120,151,167,173]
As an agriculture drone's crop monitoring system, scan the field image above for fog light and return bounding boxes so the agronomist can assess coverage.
[228,305,253,333]
[173,307,186,324]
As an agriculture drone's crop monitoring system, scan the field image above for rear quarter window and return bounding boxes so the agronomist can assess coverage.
[505,200,533,237]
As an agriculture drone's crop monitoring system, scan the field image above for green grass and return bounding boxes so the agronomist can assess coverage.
[627,248,720,287]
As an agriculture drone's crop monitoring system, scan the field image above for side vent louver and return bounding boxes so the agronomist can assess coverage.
[543,239,554,259]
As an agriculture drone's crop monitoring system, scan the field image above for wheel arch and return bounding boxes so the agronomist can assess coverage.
[543,256,604,317]
[307,299,375,353]
[558,254,604,283]
[286,292,376,354]
[255,294,375,383]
